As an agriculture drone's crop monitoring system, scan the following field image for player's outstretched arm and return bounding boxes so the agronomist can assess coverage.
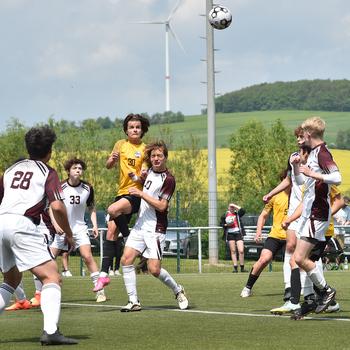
[263,177,291,203]
[88,205,99,238]
[255,209,269,243]
[128,187,168,212]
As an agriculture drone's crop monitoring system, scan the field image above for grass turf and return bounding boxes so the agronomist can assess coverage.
[1,270,350,350]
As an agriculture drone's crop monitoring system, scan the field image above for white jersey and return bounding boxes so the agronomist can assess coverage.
[0,159,64,224]
[61,179,94,234]
[287,152,303,216]
[134,168,175,234]
[301,143,339,222]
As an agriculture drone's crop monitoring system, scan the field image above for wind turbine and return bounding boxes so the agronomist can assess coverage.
[134,0,185,112]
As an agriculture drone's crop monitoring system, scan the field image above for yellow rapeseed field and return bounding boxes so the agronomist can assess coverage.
[185,148,350,193]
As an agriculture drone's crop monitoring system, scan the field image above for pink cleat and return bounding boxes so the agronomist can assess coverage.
[93,276,111,292]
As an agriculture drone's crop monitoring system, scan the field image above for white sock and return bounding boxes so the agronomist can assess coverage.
[90,272,99,286]
[14,280,26,301]
[41,283,61,335]
[100,271,108,278]
[33,275,43,293]
[122,265,138,303]
[283,251,292,289]
[316,258,324,275]
[307,266,326,290]
[158,268,181,295]
[0,283,15,314]
[300,270,314,297]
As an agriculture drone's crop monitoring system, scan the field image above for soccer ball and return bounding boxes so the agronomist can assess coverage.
[208,5,232,30]
[225,215,235,225]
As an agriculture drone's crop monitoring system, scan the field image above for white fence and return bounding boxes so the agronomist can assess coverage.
[86,225,350,274]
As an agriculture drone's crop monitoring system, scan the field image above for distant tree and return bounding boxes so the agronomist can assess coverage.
[227,119,295,213]
[96,116,114,129]
[0,118,27,174]
[336,129,350,150]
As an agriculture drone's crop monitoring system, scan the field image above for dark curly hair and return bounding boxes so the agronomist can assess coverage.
[123,113,150,138]
[64,157,87,172]
[25,126,57,160]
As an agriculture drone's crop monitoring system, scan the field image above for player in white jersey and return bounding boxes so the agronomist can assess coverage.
[119,141,188,312]
[263,126,308,313]
[292,117,341,314]
[0,126,77,345]
[50,157,106,302]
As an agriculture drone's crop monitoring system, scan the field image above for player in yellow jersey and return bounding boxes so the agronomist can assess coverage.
[240,171,290,298]
[94,114,150,292]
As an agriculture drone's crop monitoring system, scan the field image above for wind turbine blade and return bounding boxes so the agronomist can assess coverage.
[168,23,186,53]
[132,20,165,24]
[167,0,183,21]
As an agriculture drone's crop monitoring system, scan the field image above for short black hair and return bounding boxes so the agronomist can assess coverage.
[64,157,87,172]
[123,113,150,138]
[25,126,57,160]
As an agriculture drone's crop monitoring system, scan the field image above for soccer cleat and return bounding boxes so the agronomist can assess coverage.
[5,299,32,311]
[290,300,317,320]
[176,285,189,310]
[240,287,252,298]
[270,301,300,315]
[40,330,78,345]
[30,292,41,307]
[114,270,121,276]
[92,276,110,292]
[315,286,336,314]
[325,301,340,313]
[108,269,115,277]
[96,290,107,303]
[120,300,142,312]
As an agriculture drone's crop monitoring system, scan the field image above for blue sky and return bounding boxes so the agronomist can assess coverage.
[1,0,350,129]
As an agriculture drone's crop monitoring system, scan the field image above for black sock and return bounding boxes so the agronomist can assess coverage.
[101,240,116,273]
[246,269,259,289]
[290,268,301,305]
[114,215,130,237]
[234,265,238,271]
[283,287,291,302]
[240,265,245,272]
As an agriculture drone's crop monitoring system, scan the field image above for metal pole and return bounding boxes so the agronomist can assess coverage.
[206,0,218,264]
[165,23,170,111]
[198,229,202,273]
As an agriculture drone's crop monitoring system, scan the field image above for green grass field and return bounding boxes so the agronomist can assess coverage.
[2,268,350,350]
[148,110,350,148]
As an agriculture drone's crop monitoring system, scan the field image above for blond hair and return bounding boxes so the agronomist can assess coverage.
[301,116,325,139]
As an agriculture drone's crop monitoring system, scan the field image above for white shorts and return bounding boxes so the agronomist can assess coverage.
[297,217,328,242]
[125,228,165,260]
[0,214,54,273]
[51,228,91,251]
[288,218,300,232]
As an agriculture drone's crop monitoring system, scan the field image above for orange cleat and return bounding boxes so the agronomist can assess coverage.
[30,292,41,307]
[5,299,32,311]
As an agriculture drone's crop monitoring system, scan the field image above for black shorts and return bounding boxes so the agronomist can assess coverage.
[263,237,286,257]
[227,233,243,242]
[110,195,141,224]
[309,236,331,262]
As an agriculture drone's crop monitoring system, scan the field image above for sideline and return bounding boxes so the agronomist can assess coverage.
[61,302,350,322]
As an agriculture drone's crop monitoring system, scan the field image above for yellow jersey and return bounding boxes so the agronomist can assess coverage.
[264,191,289,240]
[111,139,147,196]
[325,185,341,237]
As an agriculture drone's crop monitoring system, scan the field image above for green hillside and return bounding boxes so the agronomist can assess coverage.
[147,110,350,149]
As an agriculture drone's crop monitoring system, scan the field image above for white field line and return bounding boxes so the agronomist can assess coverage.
[61,302,350,322]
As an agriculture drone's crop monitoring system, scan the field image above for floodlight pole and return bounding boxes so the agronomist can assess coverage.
[206,0,218,264]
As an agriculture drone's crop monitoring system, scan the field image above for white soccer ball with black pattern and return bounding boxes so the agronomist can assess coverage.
[225,216,235,225]
[208,5,232,30]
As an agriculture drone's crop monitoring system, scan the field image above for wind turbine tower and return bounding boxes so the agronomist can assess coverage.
[135,0,185,112]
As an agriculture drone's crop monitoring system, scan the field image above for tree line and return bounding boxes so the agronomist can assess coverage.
[212,79,350,113]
